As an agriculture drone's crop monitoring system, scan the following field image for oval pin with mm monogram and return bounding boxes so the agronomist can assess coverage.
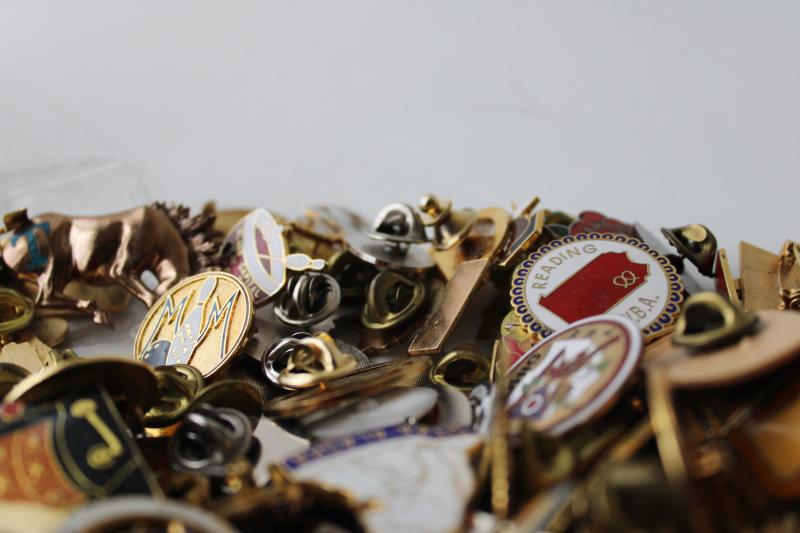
[135,272,253,378]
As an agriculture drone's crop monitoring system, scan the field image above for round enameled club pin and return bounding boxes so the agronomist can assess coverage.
[507,314,643,435]
[510,233,684,339]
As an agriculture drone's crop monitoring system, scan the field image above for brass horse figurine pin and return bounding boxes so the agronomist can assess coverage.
[1,204,219,325]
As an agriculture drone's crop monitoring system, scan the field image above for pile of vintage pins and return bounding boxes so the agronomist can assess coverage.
[0,196,798,532]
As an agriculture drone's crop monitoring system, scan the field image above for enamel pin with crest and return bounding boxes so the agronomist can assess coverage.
[510,233,683,339]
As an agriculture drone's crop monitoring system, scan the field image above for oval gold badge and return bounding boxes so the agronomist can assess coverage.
[134,272,253,378]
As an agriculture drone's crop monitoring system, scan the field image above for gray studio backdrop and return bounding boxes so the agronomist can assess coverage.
[2,1,798,269]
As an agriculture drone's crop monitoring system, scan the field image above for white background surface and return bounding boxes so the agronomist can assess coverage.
[1,2,798,267]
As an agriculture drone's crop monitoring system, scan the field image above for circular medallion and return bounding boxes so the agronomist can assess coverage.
[510,233,683,338]
[134,272,253,378]
[222,208,325,305]
[507,314,643,435]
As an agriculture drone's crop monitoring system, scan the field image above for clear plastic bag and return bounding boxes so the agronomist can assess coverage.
[0,158,151,356]
[0,158,150,217]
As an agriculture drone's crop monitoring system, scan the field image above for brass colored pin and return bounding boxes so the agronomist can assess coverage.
[190,379,263,420]
[0,287,34,344]
[264,358,432,419]
[277,333,358,389]
[327,251,378,301]
[739,241,782,311]
[0,362,29,399]
[418,194,477,251]
[432,207,511,281]
[430,346,490,391]
[714,248,741,304]
[408,259,487,356]
[661,224,717,276]
[361,271,426,330]
[5,353,158,416]
[409,207,510,356]
[497,197,545,269]
[489,341,511,521]
[778,240,800,310]
[144,365,204,428]
[672,292,758,349]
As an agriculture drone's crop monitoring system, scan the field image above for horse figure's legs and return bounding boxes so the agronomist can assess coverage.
[150,215,191,298]
[109,231,160,308]
[110,271,158,307]
[107,207,192,308]
[36,256,111,325]
[153,257,183,297]
[37,292,112,325]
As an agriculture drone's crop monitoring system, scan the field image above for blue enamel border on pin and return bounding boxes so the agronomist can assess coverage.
[508,232,685,339]
[283,424,473,470]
